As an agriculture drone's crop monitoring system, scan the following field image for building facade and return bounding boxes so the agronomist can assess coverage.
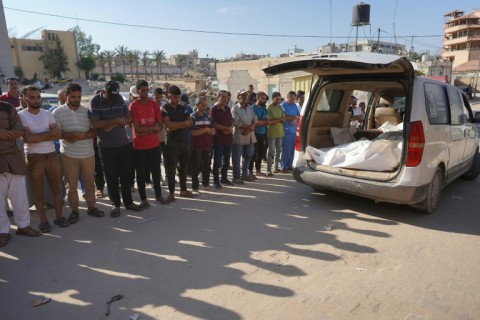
[442,9,480,69]
[10,29,82,80]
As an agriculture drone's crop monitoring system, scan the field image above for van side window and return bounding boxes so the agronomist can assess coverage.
[317,89,343,112]
[424,83,449,125]
[447,86,468,125]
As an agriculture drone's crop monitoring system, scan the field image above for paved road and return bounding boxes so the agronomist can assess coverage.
[1,169,479,319]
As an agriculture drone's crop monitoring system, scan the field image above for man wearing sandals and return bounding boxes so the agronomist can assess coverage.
[89,81,142,217]
[53,83,105,224]
[19,86,70,232]
[0,100,41,246]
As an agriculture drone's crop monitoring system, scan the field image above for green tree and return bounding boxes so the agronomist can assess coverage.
[39,39,70,78]
[152,50,166,79]
[141,50,150,78]
[132,50,141,81]
[115,45,128,79]
[14,66,24,79]
[127,50,135,80]
[96,51,106,79]
[104,50,115,77]
[77,56,96,79]
[75,27,100,58]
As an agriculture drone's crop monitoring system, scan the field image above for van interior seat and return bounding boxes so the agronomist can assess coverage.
[375,107,401,127]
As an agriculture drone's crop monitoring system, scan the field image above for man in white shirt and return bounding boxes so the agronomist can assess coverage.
[53,83,104,224]
[19,85,69,233]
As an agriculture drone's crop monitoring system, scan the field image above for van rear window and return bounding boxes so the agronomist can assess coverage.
[424,83,449,125]
[316,89,343,112]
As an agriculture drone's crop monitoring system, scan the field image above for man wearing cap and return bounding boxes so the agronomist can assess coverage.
[231,89,257,184]
[129,80,168,207]
[210,90,234,189]
[88,81,142,217]
[162,85,195,202]
[0,78,20,108]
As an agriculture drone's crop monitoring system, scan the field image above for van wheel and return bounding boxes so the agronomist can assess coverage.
[410,167,443,214]
[462,151,480,180]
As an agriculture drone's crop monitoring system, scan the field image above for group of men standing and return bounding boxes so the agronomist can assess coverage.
[0,77,303,248]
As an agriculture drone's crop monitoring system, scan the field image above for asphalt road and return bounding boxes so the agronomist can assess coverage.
[1,168,479,319]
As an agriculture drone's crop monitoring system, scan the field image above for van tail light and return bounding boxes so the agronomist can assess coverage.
[295,115,303,151]
[406,121,425,167]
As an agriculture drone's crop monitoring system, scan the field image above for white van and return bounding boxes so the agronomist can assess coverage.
[263,53,480,213]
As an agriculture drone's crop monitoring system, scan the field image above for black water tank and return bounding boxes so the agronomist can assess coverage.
[352,3,370,26]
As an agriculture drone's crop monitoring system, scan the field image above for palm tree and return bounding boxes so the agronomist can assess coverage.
[141,50,150,79]
[127,50,135,81]
[115,45,128,79]
[104,50,115,77]
[176,55,186,77]
[132,50,141,81]
[96,51,106,79]
[152,50,166,79]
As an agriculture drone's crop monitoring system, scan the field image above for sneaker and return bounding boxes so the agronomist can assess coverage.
[202,185,211,191]
[214,183,222,190]
[273,168,281,173]
[241,175,254,182]
[139,200,151,210]
[281,168,290,174]
[167,193,176,202]
[110,206,121,217]
[156,196,170,205]
[192,188,199,193]
[256,171,266,177]
[220,179,233,186]
[126,203,142,211]
[232,178,245,185]
[267,172,274,177]
[248,172,258,180]
[180,190,196,198]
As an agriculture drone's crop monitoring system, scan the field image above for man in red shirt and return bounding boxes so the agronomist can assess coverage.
[129,80,169,207]
[0,78,20,108]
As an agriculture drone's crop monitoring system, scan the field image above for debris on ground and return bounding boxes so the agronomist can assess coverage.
[32,297,51,307]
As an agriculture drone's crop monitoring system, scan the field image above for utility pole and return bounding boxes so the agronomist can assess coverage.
[474,58,480,98]
[377,28,381,53]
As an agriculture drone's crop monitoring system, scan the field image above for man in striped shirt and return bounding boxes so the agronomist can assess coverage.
[53,83,104,224]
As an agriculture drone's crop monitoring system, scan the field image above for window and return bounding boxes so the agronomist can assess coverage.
[21,45,43,52]
[448,86,467,125]
[316,89,343,112]
[424,83,449,125]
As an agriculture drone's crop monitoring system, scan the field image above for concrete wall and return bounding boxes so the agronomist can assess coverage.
[216,57,308,100]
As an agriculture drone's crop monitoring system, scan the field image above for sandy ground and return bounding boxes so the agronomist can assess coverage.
[1,164,480,320]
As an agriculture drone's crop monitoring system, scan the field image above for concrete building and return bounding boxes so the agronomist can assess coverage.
[321,39,405,55]
[0,0,14,78]
[10,29,82,80]
[442,9,480,69]
[216,57,307,100]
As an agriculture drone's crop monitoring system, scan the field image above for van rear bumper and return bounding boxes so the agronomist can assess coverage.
[293,166,429,205]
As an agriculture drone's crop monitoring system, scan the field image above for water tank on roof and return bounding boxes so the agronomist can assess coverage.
[352,3,370,26]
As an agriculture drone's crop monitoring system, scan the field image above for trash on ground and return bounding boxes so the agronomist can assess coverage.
[32,297,51,307]
[323,224,334,231]
[355,267,366,271]
[129,313,140,320]
[105,294,123,316]
[139,217,158,224]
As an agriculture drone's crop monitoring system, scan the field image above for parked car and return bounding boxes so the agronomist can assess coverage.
[264,52,480,213]
[40,93,59,110]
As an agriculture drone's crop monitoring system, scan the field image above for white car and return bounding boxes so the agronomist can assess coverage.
[40,93,59,110]
[264,52,480,213]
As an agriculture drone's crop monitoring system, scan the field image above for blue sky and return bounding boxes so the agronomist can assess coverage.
[3,0,479,59]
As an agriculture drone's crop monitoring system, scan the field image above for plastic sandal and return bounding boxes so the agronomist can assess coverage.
[87,208,105,217]
[17,226,42,236]
[68,211,79,224]
[54,217,70,228]
[0,233,11,247]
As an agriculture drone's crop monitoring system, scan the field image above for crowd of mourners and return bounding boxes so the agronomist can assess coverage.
[0,77,305,248]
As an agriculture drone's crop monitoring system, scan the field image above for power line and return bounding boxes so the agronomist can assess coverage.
[4,6,443,40]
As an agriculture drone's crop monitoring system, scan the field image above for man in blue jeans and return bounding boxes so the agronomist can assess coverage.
[231,89,257,184]
[210,90,234,189]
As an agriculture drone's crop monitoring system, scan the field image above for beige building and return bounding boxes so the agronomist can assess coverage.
[216,57,308,100]
[10,29,82,80]
[442,9,480,69]
[0,0,14,78]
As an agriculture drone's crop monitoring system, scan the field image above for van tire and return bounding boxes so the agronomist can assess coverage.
[462,151,480,180]
[410,167,443,214]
